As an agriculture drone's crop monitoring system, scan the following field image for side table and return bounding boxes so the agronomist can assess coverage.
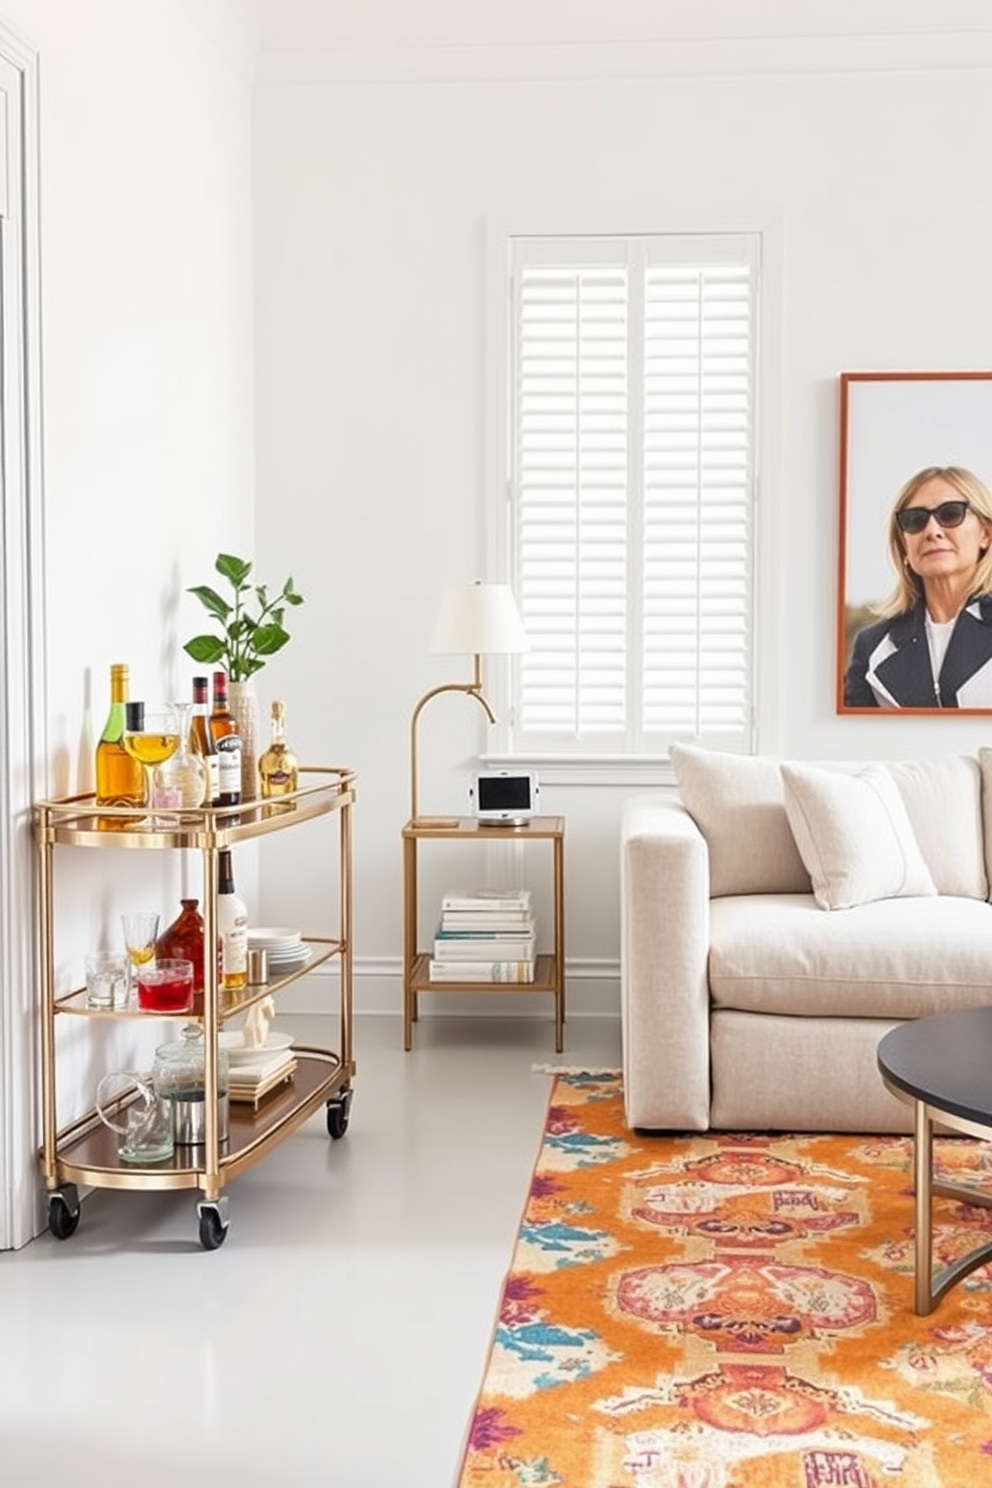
[401,815,565,1052]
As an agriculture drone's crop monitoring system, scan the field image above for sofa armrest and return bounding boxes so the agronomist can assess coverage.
[620,793,711,1131]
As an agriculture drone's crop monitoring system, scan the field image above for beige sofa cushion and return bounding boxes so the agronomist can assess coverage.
[888,755,987,900]
[709,893,992,1018]
[671,744,986,902]
[669,742,810,897]
[780,761,937,910]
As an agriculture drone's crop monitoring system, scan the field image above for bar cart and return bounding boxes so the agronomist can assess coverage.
[35,767,356,1250]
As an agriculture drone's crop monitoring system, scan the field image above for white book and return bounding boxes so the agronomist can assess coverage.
[440,911,535,930]
[435,918,535,939]
[428,959,537,983]
[432,933,536,961]
[440,887,532,913]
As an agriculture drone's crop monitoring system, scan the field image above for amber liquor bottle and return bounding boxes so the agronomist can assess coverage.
[190,676,221,806]
[259,699,299,799]
[95,662,144,808]
[209,671,243,807]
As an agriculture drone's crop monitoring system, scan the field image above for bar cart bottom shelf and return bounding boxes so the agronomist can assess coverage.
[41,1047,354,1250]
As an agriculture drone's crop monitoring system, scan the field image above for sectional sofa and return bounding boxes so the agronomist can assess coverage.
[620,743,992,1133]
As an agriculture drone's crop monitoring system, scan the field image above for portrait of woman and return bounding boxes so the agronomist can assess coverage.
[837,371,992,713]
[843,465,992,707]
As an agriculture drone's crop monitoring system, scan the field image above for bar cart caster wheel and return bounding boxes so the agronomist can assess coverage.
[196,1198,230,1251]
[326,1087,353,1140]
[48,1185,80,1240]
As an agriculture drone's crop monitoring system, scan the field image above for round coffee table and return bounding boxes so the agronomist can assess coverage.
[877,1006,992,1314]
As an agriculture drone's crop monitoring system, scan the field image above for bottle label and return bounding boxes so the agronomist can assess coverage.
[222,916,248,977]
[216,735,242,797]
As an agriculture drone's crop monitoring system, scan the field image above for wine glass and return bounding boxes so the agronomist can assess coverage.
[122,702,180,828]
[153,701,207,814]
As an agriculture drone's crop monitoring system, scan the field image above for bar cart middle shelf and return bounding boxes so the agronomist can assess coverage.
[35,768,356,1251]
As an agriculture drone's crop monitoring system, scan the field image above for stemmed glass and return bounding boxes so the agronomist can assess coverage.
[122,702,180,828]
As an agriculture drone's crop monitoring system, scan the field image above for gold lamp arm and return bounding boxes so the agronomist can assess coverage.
[409,653,496,822]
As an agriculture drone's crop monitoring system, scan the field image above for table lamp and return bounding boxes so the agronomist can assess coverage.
[409,581,528,822]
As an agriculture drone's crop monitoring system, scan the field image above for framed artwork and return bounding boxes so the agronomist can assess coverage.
[837,370,992,714]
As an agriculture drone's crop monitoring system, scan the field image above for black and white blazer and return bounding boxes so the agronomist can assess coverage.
[844,596,992,708]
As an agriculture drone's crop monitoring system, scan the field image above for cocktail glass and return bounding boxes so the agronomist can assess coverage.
[135,957,194,1014]
[121,910,160,996]
[122,702,180,828]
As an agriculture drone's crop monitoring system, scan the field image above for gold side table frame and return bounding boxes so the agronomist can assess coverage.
[401,814,565,1053]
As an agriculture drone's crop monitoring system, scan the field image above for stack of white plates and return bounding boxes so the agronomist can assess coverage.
[248,926,313,972]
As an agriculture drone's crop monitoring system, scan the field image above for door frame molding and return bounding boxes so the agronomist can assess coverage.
[0,19,47,1250]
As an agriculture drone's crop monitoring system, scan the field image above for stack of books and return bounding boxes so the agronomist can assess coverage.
[429,888,536,983]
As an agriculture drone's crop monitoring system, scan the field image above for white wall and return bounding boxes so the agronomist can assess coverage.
[252,26,992,1013]
[4,0,257,749]
[0,0,258,1235]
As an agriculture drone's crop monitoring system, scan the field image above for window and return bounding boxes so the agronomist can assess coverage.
[496,232,759,762]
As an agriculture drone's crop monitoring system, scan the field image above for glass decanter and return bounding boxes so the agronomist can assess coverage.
[153,701,207,812]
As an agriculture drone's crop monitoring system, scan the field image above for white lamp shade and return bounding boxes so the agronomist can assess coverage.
[430,582,529,656]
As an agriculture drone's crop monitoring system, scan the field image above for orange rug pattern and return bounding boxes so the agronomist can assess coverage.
[456,1073,992,1488]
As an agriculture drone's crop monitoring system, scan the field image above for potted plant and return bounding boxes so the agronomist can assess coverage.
[183,552,304,680]
[184,553,305,798]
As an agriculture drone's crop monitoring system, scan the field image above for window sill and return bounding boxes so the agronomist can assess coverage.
[478,752,676,788]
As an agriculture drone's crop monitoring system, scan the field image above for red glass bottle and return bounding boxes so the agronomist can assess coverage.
[155,898,221,995]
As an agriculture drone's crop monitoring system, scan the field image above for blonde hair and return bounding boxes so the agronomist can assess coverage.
[872,465,992,619]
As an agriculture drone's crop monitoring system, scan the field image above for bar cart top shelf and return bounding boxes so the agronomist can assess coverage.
[35,765,357,850]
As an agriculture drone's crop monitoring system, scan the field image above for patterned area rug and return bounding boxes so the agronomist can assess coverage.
[456,1073,992,1488]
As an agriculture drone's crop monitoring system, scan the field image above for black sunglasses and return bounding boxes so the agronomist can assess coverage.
[895,499,972,535]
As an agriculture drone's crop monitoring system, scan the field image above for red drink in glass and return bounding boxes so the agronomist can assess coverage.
[136,958,194,1012]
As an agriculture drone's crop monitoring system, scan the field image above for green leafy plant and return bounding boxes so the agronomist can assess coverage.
[184,552,304,681]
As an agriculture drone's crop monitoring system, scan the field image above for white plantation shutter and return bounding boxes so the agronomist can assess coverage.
[506,233,757,757]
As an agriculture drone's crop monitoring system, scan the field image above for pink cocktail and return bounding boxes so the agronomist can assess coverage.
[136,958,194,1013]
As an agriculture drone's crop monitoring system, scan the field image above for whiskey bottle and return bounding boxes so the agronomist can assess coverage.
[259,699,299,798]
[217,848,248,991]
[95,663,144,807]
[190,676,220,806]
[209,670,242,808]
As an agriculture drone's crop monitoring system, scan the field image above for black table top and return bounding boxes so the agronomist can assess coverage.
[877,1006,992,1129]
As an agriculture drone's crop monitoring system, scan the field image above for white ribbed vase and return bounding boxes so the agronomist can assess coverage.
[228,680,258,802]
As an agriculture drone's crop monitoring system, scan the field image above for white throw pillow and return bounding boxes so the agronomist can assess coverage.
[780,761,938,911]
[670,742,811,897]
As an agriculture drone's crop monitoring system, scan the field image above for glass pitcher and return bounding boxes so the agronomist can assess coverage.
[95,1070,175,1164]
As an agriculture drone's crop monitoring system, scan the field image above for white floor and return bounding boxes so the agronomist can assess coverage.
[0,1012,621,1488]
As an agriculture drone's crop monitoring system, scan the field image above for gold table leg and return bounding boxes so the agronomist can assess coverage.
[911,1098,992,1315]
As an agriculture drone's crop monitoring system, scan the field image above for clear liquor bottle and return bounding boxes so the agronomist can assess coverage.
[217,847,248,991]
[259,699,299,799]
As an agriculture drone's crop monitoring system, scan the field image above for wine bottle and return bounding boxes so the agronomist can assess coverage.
[209,670,242,807]
[190,676,221,806]
[217,848,248,992]
[95,663,144,808]
[259,699,299,799]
